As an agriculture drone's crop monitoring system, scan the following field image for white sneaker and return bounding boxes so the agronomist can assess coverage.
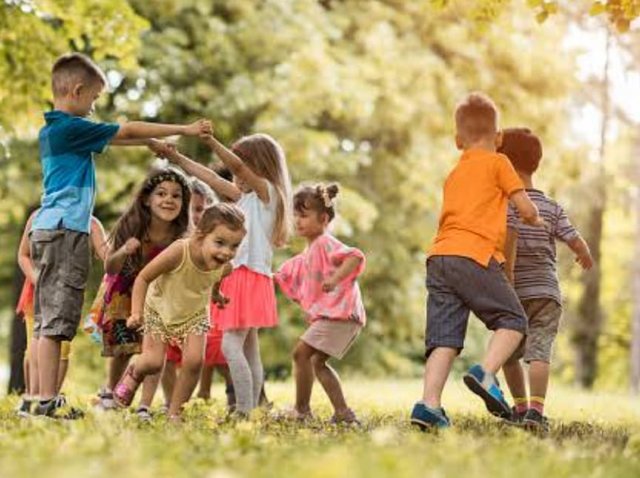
[95,388,117,411]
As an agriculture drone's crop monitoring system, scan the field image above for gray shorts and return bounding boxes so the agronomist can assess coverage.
[425,256,527,357]
[30,229,90,341]
[509,298,562,364]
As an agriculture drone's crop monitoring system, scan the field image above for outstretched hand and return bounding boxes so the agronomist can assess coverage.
[184,119,213,137]
[147,139,176,158]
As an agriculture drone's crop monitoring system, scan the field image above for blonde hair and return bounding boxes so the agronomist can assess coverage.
[231,133,292,247]
[455,92,499,144]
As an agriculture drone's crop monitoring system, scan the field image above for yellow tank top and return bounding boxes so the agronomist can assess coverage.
[144,239,224,329]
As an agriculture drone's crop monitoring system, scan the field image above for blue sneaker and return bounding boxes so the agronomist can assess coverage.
[463,364,511,419]
[410,402,451,430]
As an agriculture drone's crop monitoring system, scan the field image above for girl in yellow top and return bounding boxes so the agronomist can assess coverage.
[113,203,246,420]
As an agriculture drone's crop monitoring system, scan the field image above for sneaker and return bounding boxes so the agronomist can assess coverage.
[504,406,527,425]
[95,388,117,411]
[463,364,511,419]
[410,402,451,430]
[15,397,33,418]
[33,395,84,420]
[135,405,153,422]
[522,408,550,434]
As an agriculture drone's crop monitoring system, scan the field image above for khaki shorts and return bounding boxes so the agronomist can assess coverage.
[510,298,562,363]
[30,229,90,341]
[301,319,362,360]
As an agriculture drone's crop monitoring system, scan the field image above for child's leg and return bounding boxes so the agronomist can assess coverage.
[421,347,458,409]
[310,350,350,417]
[197,365,214,400]
[215,365,235,407]
[482,329,524,374]
[37,337,61,400]
[169,334,205,417]
[119,335,166,392]
[56,341,71,393]
[243,328,263,408]
[528,361,549,413]
[161,361,178,406]
[108,354,132,390]
[28,337,39,397]
[139,373,162,409]
[222,329,254,414]
[292,340,315,414]
[502,358,528,413]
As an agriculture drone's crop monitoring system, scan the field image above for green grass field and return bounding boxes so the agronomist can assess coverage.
[1,379,639,478]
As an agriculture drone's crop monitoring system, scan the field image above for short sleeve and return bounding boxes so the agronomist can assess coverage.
[507,202,519,230]
[495,155,524,196]
[554,203,579,243]
[66,117,120,155]
[324,235,365,281]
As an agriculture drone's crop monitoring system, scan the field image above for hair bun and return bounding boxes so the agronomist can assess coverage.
[325,183,339,199]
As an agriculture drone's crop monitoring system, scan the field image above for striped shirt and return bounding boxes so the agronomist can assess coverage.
[507,189,579,304]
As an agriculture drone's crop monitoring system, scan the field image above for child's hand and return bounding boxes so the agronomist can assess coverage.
[322,277,338,292]
[184,119,213,137]
[123,237,141,255]
[576,253,594,270]
[212,291,230,309]
[524,214,547,230]
[127,314,143,329]
[199,134,216,148]
[148,139,175,158]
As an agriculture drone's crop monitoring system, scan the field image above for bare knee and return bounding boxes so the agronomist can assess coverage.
[310,353,329,373]
[181,357,203,377]
[293,342,312,364]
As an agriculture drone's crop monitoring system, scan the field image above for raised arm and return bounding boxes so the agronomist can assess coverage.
[200,134,270,202]
[127,241,184,328]
[17,213,37,284]
[104,237,141,275]
[567,235,594,270]
[163,145,241,202]
[510,190,544,227]
[113,119,212,141]
[322,256,364,292]
[504,227,518,284]
[90,217,108,262]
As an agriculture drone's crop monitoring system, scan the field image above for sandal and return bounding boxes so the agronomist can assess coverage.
[113,366,142,408]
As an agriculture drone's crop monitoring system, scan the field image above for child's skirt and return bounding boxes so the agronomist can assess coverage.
[212,266,278,330]
[301,319,362,360]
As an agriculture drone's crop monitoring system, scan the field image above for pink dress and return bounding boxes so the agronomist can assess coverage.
[275,233,366,325]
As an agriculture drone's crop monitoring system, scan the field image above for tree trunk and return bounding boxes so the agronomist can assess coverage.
[572,28,610,389]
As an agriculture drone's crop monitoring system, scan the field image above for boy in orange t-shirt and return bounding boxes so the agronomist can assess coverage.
[410,93,544,430]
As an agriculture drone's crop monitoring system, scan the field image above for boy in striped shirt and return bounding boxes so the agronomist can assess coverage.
[501,128,593,432]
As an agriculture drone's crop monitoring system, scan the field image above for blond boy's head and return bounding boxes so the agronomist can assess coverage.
[51,53,107,116]
[454,93,501,150]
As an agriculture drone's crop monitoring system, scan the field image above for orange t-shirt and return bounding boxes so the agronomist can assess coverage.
[428,148,524,267]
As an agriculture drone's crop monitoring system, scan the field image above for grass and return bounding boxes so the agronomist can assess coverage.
[1,379,640,478]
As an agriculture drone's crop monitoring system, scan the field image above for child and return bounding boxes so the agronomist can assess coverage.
[16,213,107,416]
[164,133,291,416]
[29,52,211,418]
[161,178,235,409]
[96,166,192,420]
[275,183,365,423]
[499,128,593,432]
[113,203,246,421]
[410,93,544,430]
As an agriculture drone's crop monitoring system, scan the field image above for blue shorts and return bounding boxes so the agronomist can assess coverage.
[425,256,527,357]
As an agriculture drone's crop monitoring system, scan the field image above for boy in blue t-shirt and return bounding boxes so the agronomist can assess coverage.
[30,52,212,418]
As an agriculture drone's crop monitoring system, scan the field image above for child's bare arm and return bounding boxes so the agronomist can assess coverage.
[104,238,141,275]
[90,217,108,263]
[200,134,270,203]
[128,242,184,328]
[163,146,241,202]
[112,119,212,141]
[510,190,544,227]
[212,263,233,308]
[322,256,363,292]
[17,213,36,284]
[504,227,518,284]
[567,235,594,270]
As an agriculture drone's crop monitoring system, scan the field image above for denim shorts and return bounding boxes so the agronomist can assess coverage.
[425,255,527,357]
[30,229,90,341]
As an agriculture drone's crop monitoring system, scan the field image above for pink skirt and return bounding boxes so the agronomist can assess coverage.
[212,266,278,330]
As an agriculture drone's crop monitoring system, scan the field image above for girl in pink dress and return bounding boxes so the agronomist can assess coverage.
[275,183,365,424]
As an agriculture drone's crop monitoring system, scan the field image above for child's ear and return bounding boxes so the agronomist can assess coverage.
[495,130,504,149]
[321,212,330,227]
[71,83,83,98]
[455,134,464,150]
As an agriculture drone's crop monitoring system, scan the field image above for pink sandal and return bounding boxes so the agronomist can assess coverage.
[113,366,142,408]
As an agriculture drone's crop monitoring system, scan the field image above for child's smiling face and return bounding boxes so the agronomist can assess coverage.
[294,207,328,240]
[199,224,245,270]
[146,181,184,223]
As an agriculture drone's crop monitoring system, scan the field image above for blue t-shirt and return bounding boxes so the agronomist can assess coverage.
[32,110,119,233]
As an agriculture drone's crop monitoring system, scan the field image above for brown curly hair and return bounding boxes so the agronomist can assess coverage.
[293,183,340,222]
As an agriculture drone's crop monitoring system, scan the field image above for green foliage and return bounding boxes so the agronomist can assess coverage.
[1,381,640,477]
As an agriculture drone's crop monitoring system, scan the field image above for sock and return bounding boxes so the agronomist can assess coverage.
[530,396,545,415]
[513,396,529,414]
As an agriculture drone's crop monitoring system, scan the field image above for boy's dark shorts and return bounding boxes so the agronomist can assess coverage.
[30,229,90,341]
[508,298,562,364]
[425,255,527,357]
